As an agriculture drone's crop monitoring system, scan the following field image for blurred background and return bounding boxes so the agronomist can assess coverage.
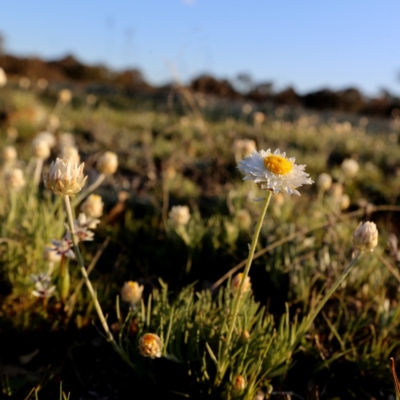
[1,0,400,116]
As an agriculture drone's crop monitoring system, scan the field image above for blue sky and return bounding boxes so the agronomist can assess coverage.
[1,0,400,95]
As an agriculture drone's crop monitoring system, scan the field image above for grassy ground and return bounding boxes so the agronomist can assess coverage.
[1,84,400,399]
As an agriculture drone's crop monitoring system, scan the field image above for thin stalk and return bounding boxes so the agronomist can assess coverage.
[63,195,133,367]
[33,158,44,186]
[73,174,105,205]
[293,249,362,348]
[217,191,272,383]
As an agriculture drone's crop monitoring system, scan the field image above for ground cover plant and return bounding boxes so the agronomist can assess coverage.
[1,78,400,399]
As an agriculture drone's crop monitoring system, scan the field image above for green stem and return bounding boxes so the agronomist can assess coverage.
[217,191,272,383]
[63,195,134,368]
[293,249,362,348]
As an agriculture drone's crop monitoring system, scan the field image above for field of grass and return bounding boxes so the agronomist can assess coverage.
[1,83,400,399]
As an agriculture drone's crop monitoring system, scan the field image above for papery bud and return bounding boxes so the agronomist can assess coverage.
[232,273,251,293]
[169,205,191,227]
[37,78,48,90]
[233,375,247,392]
[97,151,118,175]
[46,114,60,132]
[316,173,332,192]
[138,333,162,358]
[353,221,378,252]
[36,131,56,148]
[341,158,359,178]
[60,146,80,164]
[3,146,17,162]
[43,158,87,196]
[5,168,25,191]
[340,194,350,210]
[80,194,104,218]
[237,209,251,230]
[121,281,144,306]
[59,89,72,103]
[0,68,7,87]
[32,138,51,160]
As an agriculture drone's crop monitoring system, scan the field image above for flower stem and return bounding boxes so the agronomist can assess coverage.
[293,249,362,348]
[217,191,272,384]
[63,195,133,367]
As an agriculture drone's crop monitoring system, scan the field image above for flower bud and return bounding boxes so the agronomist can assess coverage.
[59,89,72,103]
[233,375,247,391]
[139,333,162,358]
[316,173,332,192]
[0,68,7,87]
[121,281,144,306]
[3,146,17,162]
[97,151,118,175]
[60,146,80,164]
[80,194,104,218]
[353,221,378,252]
[169,205,191,227]
[32,138,51,160]
[5,168,25,191]
[341,158,359,178]
[232,273,251,293]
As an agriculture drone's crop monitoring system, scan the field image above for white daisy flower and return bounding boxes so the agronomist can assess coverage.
[237,148,313,196]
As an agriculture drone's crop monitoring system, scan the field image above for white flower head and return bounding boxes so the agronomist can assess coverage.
[237,148,313,195]
[353,221,378,252]
[80,194,104,218]
[43,158,87,196]
[169,205,191,227]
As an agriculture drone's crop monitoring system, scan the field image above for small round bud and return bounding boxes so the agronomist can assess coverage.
[60,146,80,164]
[32,138,51,160]
[3,146,17,162]
[97,151,118,175]
[59,89,72,103]
[169,205,191,227]
[341,158,359,178]
[139,333,162,358]
[0,68,7,87]
[5,168,26,191]
[233,375,247,392]
[232,273,251,293]
[80,194,104,218]
[121,281,144,306]
[353,221,378,252]
[316,173,332,192]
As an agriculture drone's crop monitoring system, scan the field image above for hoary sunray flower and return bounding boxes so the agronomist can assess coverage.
[237,149,313,195]
[43,158,87,196]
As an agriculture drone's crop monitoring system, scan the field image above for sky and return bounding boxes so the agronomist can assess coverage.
[1,0,400,95]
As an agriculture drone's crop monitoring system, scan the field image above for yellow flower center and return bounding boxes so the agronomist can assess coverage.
[263,155,293,175]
